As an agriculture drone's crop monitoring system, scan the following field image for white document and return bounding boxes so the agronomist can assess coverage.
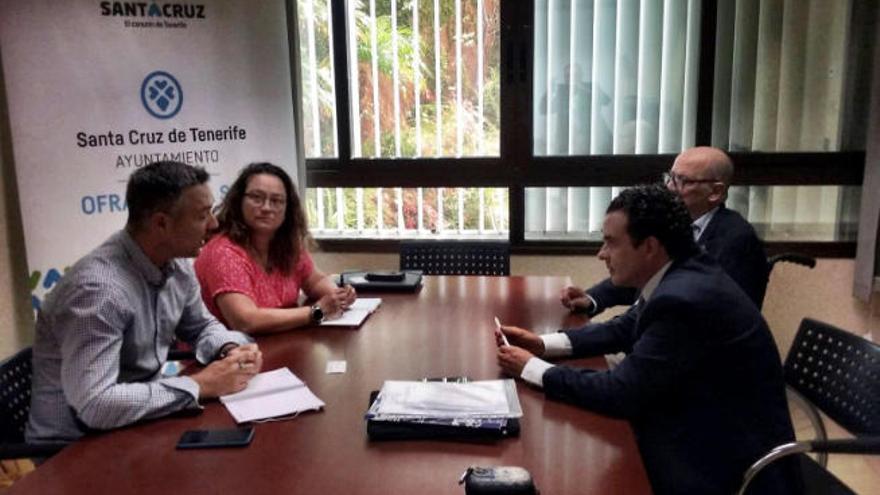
[368,379,523,419]
[220,368,324,423]
[320,298,382,327]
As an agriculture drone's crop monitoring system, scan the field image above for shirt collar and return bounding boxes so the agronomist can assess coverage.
[118,229,174,287]
[641,261,673,302]
[691,206,720,241]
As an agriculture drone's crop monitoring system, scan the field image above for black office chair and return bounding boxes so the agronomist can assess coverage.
[0,347,66,460]
[737,318,880,494]
[399,240,510,276]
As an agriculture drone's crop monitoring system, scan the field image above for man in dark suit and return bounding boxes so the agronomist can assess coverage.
[561,146,769,314]
[497,185,798,494]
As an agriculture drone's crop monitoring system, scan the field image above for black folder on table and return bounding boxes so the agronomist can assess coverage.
[365,391,520,441]
[338,270,423,293]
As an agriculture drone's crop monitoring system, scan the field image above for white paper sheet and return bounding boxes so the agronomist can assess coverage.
[220,368,324,423]
[369,380,523,419]
[320,298,382,327]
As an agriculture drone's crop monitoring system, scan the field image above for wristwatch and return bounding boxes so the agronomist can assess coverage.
[310,304,324,324]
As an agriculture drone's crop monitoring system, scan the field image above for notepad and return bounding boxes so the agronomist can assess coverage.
[220,368,324,423]
[320,298,382,327]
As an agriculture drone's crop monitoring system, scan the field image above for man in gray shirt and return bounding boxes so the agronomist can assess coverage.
[27,161,262,443]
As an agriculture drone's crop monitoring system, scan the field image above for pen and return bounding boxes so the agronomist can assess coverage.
[494,316,510,346]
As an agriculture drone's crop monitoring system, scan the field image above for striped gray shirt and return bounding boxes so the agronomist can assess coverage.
[26,230,250,443]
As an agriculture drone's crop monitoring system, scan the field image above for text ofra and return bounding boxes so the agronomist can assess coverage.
[189,126,247,143]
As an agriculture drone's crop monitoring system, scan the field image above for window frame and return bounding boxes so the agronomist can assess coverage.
[302,0,866,257]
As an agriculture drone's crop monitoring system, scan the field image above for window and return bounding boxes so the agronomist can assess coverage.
[345,0,501,158]
[295,0,873,251]
[298,0,505,238]
[712,0,864,242]
[306,186,508,237]
[527,0,700,240]
[298,0,338,158]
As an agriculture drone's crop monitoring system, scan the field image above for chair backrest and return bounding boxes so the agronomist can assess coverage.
[784,318,880,436]
[400,241,510,276]
[0,347,33,444]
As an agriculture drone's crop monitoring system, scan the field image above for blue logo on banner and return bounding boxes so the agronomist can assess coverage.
[141,71,183,119]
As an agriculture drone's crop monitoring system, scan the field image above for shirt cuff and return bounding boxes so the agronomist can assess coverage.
[521,357,555,388]
[541,332,573,359]
[162,376,203,409]
[195,330,253,364]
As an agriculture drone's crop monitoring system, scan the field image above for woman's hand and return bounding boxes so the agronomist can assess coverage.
[339,284,357,309]
[317,287,353,318]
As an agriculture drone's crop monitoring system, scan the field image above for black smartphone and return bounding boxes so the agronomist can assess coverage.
[176,427,254,449]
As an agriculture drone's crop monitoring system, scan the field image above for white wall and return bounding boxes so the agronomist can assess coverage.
[0,120,35,359]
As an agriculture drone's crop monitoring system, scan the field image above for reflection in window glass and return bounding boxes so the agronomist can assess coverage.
[347,0,500,158]
[533,0,700,156]
[307,187,508,238]
[527,0,700,240]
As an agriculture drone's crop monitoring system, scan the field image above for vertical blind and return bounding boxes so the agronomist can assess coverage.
[527,0,860,241]
[528,0,701,239]
[714,0,860,241]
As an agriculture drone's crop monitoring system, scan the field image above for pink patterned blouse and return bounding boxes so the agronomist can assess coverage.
[194,234,315,325]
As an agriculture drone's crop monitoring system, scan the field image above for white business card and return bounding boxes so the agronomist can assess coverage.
[326,360,347,374]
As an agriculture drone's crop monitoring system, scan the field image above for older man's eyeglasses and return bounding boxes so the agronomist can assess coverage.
[244,192,287,210]
[663,172,719,189]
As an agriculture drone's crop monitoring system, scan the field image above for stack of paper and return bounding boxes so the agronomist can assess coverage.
[220,368,324,423]
[365,379,522,430]
[321,298,381,327]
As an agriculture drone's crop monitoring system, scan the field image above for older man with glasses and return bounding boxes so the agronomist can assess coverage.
[561,146,769,315]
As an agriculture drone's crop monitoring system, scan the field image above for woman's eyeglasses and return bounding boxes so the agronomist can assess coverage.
[244,192,287,210]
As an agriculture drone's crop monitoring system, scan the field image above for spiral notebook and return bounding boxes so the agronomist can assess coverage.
[220,368,324,423]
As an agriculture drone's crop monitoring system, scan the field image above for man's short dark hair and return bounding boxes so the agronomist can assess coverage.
[126,161,209,230]
[606,184,699,260]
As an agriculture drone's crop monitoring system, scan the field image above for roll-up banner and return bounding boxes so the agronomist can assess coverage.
[0,0,298,311]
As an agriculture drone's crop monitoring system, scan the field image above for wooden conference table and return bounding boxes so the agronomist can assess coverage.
[11,276,650,494]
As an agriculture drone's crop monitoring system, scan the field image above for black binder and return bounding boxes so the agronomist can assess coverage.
[338,270,423,293]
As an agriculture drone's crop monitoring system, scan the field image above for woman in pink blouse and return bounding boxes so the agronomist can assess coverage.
[195,163,356,333]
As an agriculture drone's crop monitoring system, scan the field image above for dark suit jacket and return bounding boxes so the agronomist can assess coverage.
[585,205,769,313]
[544,254,798,495]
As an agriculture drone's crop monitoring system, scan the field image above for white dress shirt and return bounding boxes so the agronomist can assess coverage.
[691,206,719,241]
[521,261,674,387]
